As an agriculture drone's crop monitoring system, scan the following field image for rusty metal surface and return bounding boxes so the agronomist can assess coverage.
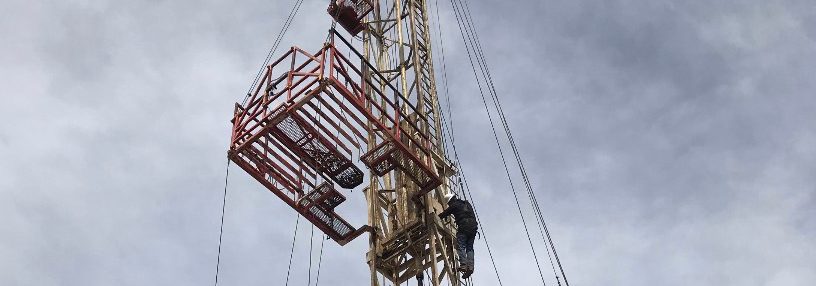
[229,33,440,244]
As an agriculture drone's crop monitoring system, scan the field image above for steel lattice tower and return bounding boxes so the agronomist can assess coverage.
[228,0,462,285]
[355,0,461,285]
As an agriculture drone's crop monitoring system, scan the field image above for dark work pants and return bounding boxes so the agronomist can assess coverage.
[456,230,475,269]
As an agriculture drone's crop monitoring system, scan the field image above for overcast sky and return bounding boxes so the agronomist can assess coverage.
[2,0,815,285]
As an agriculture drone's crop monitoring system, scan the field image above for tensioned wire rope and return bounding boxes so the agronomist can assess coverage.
[456,0,565,282]
[307,225,315,286]
[444,0,574,285]
[446,0,572,285]
[452,0,559,277]
[242,0,306,106]
[214,0,311,284]
[213,159,231,286]
[445,0,548,284]
[220,0,569,284]
[449,1,570,285]
[212,166,317,286]
[284,214,301,286]
[313,235,327,286]
[429,0,503,284]
[446,0,563,283]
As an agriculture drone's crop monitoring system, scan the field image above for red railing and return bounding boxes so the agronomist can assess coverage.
[228,32,440,244]
[328,0,374,35]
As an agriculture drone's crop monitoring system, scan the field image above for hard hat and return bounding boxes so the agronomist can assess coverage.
[443,193,454,203]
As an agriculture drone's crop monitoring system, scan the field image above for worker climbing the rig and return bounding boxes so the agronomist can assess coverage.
[439,193,478,279]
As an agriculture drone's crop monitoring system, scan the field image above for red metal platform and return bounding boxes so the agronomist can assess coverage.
[229,32,440,244]
[328,0,374,36]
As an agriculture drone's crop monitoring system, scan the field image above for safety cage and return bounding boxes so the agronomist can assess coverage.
[229,31,441,244]
[327,0,375,35]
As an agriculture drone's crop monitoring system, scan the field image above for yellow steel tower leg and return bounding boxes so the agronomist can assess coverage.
[359,0,459,285]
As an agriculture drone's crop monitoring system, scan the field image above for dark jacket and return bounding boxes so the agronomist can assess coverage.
[439,198,478,235]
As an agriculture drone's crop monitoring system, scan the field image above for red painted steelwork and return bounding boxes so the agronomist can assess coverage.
[327,0,374,35]
[229,33,440,244]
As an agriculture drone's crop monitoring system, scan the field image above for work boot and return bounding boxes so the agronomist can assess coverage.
[462,269,473,279]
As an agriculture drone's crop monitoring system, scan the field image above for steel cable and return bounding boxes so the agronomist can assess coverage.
[454,0,570,284]
[431,0,503,284]
[448,0,550,284]
[314,235,326,286]
[213,159,231,286]
[453,0,563,282]
[242,0,306,106]
[307,225,315,286]
[284,214,301,286]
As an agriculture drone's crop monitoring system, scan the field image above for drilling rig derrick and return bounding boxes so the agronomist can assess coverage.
[228,0,462,285]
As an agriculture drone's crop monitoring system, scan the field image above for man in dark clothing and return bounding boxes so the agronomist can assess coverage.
[439,195,478,279]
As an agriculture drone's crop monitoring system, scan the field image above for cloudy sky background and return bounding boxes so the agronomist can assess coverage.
[2,0,815,285]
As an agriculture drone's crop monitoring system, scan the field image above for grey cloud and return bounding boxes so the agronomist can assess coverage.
[2,0,815,285]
